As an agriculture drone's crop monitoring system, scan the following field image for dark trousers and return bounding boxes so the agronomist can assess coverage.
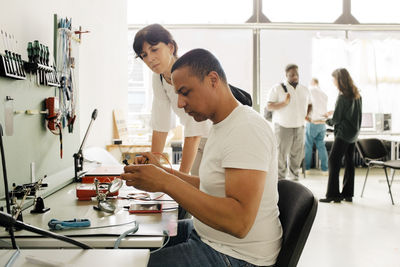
[326,137,355,198]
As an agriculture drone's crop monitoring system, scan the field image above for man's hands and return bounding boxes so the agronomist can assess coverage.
[324,111,334,118]
[133,152,162,168]
[267,93,291,111]
[122,152,169,192]
[122,163,169,192]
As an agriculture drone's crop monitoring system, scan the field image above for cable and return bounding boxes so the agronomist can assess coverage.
[113,221,139,249]
[0,211,92,249]
[153,152,174,176]
[1,238,22,267]
[5,246,20,267]
[0,123,17,249]
[150,230,170,254]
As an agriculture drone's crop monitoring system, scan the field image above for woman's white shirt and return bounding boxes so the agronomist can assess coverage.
[150,73,211,137]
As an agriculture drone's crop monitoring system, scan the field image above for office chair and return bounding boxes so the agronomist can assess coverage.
[356,138,399,205]
[275,179,318,267]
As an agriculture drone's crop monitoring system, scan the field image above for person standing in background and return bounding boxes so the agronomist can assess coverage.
[133,24,210,176]
[267,64,312,180]
[320,68,362,203]
[305,78,329,175]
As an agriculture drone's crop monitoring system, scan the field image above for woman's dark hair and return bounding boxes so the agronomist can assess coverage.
[133,24,178,59]
[332,68,360,99]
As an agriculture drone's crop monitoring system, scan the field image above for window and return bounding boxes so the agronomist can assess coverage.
[260,29,400,132]
[169,28,253,95]
[262,0,342,23]
[311,32,400,131]
[353,0,400,23]
[127,31,152,128]
[127,0,252,24]
[128,0,400,133]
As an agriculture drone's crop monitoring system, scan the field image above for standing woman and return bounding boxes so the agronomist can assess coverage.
[320,68,362,203]
[133,24,210,175]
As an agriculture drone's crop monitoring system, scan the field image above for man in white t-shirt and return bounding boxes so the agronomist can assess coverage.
[267,64,312,180]
[305,78,329,174]
[122,49,282,267]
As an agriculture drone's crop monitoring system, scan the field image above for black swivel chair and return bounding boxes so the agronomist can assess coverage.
[356,138,400,205]
[275,179,318,267]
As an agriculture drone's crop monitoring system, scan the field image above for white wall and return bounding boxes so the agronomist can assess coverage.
[77,0,128,148]
[0,0,128,148]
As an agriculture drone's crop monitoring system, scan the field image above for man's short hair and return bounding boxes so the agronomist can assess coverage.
[285,64,298,73]
[311,77,319,84]
[171,48,227,83]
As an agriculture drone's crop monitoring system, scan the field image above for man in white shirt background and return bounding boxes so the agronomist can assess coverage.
[304,78,329,175]
[267,64,312,180]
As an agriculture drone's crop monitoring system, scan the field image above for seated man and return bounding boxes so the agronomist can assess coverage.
[122,49,282,267]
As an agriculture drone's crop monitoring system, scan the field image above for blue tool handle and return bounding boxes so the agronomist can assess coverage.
[62,219,90,228]
[48,218,91,230]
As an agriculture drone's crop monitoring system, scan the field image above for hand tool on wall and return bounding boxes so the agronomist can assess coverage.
[9,34,22,76]
[0,30,11,74]
[4,32,15,75]
[0,31,26,79]
[12,34,25,76]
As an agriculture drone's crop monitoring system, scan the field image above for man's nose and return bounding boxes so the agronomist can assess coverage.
[146,52,155,62]
[177,94,186,109]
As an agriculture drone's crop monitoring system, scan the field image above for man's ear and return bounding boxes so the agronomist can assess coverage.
[208,71,219,88]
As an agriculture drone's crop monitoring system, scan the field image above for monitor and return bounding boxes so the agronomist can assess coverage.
[361,113,375,131]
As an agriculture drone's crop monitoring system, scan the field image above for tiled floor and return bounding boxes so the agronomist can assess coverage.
[297,168,400,267]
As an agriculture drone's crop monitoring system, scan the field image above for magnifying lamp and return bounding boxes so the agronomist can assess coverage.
[93,178,123,213]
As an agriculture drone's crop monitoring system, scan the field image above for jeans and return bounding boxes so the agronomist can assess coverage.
[325,137,355,198]
[305,123,328,171]
[148,219,265,267]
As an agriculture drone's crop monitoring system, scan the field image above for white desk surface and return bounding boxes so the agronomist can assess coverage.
[0,249,149,267]
[324,131,400,142]
[0,182,178,249]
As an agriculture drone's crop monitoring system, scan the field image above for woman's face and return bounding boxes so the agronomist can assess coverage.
[332,76,339,89]
[139,41,175,74]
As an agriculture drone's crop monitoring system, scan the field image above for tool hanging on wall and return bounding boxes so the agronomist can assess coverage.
[25,40,59,87]
[54,14,85,134]
[0,30,26,80]
[45,97,63,158]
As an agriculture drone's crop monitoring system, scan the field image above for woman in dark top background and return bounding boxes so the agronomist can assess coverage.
[320,68,362,203]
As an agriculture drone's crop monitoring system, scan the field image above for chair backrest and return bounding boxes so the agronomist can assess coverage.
[275,180,318,267]
[356,138,388,161]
